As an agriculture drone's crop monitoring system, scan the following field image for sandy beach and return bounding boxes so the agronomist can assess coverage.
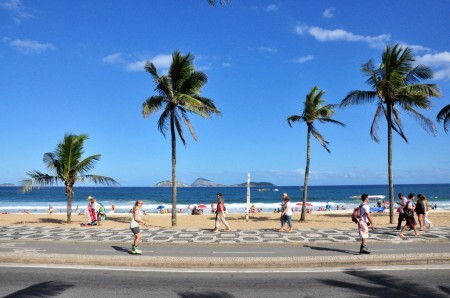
[1,210,448,230]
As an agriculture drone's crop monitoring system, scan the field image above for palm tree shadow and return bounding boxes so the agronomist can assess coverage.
[4,281,74,297]
[177,290,234,297]
[317,269,448,297]
[105,216,129,224]
[305,245,360,255]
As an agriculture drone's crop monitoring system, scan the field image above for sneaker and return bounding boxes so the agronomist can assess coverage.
[225,227,231,231]
[395,227,401,230]
[360,247,371,254]
[132,247,142,254]
[212,229,219,233]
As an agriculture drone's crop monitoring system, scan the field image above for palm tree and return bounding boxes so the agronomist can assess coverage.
[22,134,118,223]
[142,51,221,227]
[437,104,450,133]
[340,44,441,223]
[287,86,345,221]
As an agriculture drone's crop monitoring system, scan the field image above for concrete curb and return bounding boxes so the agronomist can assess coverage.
[1,252,450,269]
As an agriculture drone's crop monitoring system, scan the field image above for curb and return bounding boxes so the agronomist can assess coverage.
[1,252,450,269]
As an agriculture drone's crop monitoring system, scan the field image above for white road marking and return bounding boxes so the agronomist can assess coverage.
[2,264,450,273]
[95,249,154,253]
[212,252,275,254]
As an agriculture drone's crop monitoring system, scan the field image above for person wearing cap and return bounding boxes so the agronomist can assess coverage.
[395,193,407,230]
[86,196,100,225]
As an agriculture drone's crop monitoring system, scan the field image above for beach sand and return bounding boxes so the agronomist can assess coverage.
[1,210,448,230]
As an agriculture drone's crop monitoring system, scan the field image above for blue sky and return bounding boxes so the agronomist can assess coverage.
[1,0,449,187]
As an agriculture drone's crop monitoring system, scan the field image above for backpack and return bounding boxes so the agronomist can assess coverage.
[404,201,415,219]
[352,204,362,224]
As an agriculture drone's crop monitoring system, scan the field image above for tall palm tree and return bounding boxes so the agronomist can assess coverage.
[340,44,441,223]
[22,134,118,223]
[437,104,450,133]
[142,51,221,227]
[287,86,345,221]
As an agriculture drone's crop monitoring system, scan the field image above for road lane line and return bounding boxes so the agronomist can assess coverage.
[212,252,275,254]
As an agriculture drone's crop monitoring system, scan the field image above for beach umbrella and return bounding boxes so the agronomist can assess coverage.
[296,202,313,207]
[197,204,207,209]
[156,205,165,210]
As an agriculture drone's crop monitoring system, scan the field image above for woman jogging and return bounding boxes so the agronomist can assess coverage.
[130,200,147,255]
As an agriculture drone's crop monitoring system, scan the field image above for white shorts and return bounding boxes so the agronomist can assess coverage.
[358,221,369,239]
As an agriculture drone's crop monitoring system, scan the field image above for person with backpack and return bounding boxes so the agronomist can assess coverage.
[399,193,420,238]
[357,193,375,254]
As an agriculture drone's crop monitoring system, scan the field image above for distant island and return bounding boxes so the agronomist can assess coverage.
[0,183,15,187]
[154,178,275,187]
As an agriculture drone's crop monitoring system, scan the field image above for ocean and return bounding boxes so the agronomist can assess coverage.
[0,184,449,214]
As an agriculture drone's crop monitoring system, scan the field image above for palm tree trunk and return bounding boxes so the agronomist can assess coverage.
[66,184,74,224]
[170,112,177,227]
[300,126,311,222]
[387,104,394,224]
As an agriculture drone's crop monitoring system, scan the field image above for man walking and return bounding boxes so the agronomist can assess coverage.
[396,193,407,230]
[358,193,375,254]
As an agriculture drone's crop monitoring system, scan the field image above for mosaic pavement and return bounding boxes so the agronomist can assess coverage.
[1,226,449,244]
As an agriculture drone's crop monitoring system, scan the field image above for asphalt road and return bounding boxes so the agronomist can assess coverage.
[1,240,450,257]
[1,265,449,297]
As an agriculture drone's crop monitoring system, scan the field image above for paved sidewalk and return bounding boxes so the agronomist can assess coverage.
[1,225,449,244]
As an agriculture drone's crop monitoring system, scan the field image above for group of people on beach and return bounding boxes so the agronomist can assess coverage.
[396,193,433,237]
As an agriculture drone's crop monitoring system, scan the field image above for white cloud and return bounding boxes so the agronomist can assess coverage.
[415,51,450,80]
[222,62,232,67]
[398,43,431,54]
[295,25,390,48]
[0,0,34,24]
[125,54,172,72]
[322,7,335,19]
[293,55,314,63]
[9,39,55,54]
[258,46,278,53]
[102,52,123,64]
[265,4,279,12]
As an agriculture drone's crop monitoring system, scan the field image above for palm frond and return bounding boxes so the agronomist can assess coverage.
[405,65,434,84]
[370,105,384,143]
[144,62,159,81]
[208,0,230,6]
[181,111,197,142]
[286,115,303,127]
[174,111,187,146]
[404,107,437,136]
[157,107,171,137]
[437,104,450,133]
[82,175,119,186]
[317,118,346,127]
[340,90,377,107]
[75,154,101,175]
[310,125,331,153]
[390,106,409,143]
[143,96,165,118]
[23,170,60,189]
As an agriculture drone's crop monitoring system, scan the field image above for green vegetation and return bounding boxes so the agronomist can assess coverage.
[22,134,118,223]
[288,86,345,221]
[340,44,441,223]
[142,51,221,227]
[437,104,450,133]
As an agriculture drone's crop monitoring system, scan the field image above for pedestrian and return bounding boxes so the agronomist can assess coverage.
[357,194,375,254]
[212,193,231,232]
[415,194,426,230]
[418,194,433,229]
[396,193,407,230]
[400,193,420,238]
[277,193,293,232]
[87,196,99,225]
[130,200,148,255]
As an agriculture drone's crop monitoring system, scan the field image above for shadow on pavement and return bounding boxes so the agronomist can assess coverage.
[317,269,448,297]
[306,245,360,255]
[112,245,130,254]
[3,281,74,297]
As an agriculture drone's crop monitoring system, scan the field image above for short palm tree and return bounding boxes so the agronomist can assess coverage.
[340,44,441,223]
[437,104,450,133]
[142,50,221,227]
[287,86,345,221]
[22,134,118,223]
